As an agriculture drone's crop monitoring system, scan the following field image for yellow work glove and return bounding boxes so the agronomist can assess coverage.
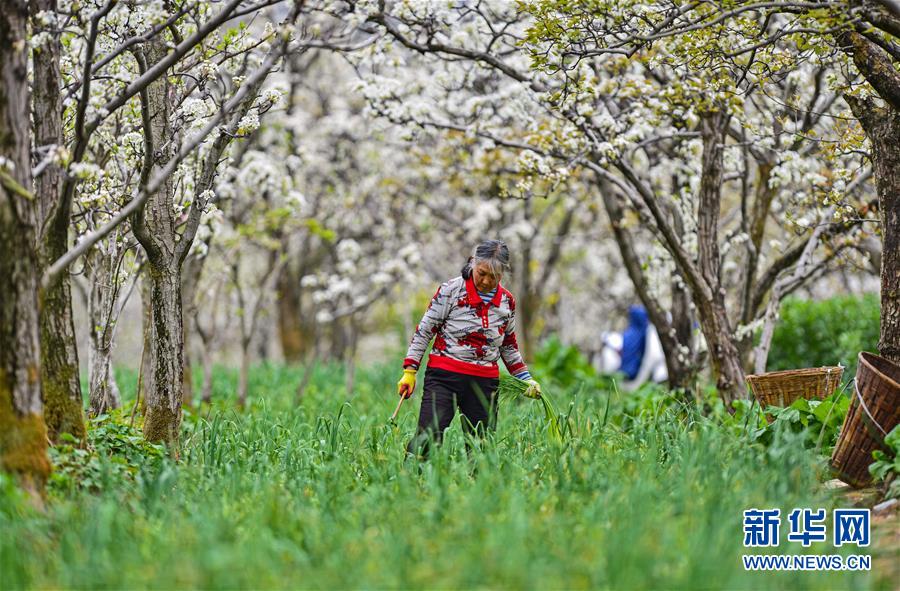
[397,368,417,399]
[524,378,542,399]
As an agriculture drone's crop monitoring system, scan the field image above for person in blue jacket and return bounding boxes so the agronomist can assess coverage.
[619,304,649,381]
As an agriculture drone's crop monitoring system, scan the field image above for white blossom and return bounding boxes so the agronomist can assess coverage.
[237,110,260,135]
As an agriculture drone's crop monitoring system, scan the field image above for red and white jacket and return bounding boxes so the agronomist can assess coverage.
[403,276,529,378]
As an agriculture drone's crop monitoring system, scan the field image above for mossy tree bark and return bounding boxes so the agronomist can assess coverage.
[0,0,51,496]
[139,274,153,416]
[37,282,84,440]
[32,0,85,443]
[839,29,900,365]
[132,40,184,447]
[846,100,900,364]
[142,266,185,445]
[872,115,900,365]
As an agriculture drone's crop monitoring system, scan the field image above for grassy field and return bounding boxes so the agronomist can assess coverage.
[0,362,891,589]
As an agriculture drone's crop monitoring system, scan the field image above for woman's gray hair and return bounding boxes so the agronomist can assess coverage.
[461,239,510,279]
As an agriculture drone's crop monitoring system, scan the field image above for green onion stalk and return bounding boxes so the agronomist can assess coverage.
[498,375,564,443]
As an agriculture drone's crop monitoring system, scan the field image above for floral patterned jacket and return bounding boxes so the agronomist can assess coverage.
[403,275,529,379]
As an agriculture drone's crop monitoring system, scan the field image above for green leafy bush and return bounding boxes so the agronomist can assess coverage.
[530,335,601,390]
[870,425,900,499]
[709,397,768,438]
[754,389,851,456]
[768,293,880,380]
[48,409,165,496]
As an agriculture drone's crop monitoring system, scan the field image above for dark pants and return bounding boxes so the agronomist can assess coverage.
[406,367,499,458]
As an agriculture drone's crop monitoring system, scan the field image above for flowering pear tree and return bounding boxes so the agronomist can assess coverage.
[126,14,296,444]
[340,1,878,404]
[333,2,710,388]
[251,51,431,374]
[399,130,607,359]
[217,147,294,407]
[518,0,898,366]
[1,0,304,482]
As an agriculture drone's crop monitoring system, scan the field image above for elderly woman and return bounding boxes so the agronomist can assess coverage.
[398,239,541,457]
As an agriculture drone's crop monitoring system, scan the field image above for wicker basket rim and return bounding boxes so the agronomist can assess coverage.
[746,366,843,381]
[858,351,900,392]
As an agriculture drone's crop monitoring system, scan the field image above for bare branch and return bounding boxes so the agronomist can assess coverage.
[175,76,272,264]
[47,0,116,235]
[872,0,900,21]
[369,10,544,91]
[130,46,163,262]
[69,2,196,99]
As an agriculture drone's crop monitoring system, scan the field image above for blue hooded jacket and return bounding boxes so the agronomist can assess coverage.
[620,305,649,380]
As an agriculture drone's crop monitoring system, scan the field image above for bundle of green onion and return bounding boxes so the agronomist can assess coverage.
[498,375,564,443]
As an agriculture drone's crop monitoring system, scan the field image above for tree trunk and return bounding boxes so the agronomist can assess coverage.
[518,289,540,362]
[201,347,214,404]
[665,188,702,389]
[142,266,184,445]
[276,261,303,358]
[30,0,62,228]
[697,300,747,406]
[88,344,120,416]
[329,316,349,360]
[870,112,900,363]
[694,110,746,406]
[139,273,153,416]
[0,0,51,496]
[256,321,271,362]
[516,238,535,361]
[276,247,324,363]
[669,279,698,388]
[38,267,85,439]
[181,254,205,408]
[844,95,900,364]
[86,243,123,416]
[32,0,85,443]
[196,277,221,406]
[836,29,900,362]
[344,318,358,397]
[753,292,781,375]
[134,40,183,446]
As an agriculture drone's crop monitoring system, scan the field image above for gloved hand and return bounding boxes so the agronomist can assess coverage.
[397,368,417,399]
[524,378,542,399]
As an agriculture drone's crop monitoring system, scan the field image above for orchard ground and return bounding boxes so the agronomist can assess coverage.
[1,360,897,590]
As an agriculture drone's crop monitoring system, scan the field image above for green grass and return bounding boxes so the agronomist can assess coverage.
[1,363,888,590]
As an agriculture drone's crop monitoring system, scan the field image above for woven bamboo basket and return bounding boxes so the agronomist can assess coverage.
[746,366,844,420]
[830,352,900,488]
